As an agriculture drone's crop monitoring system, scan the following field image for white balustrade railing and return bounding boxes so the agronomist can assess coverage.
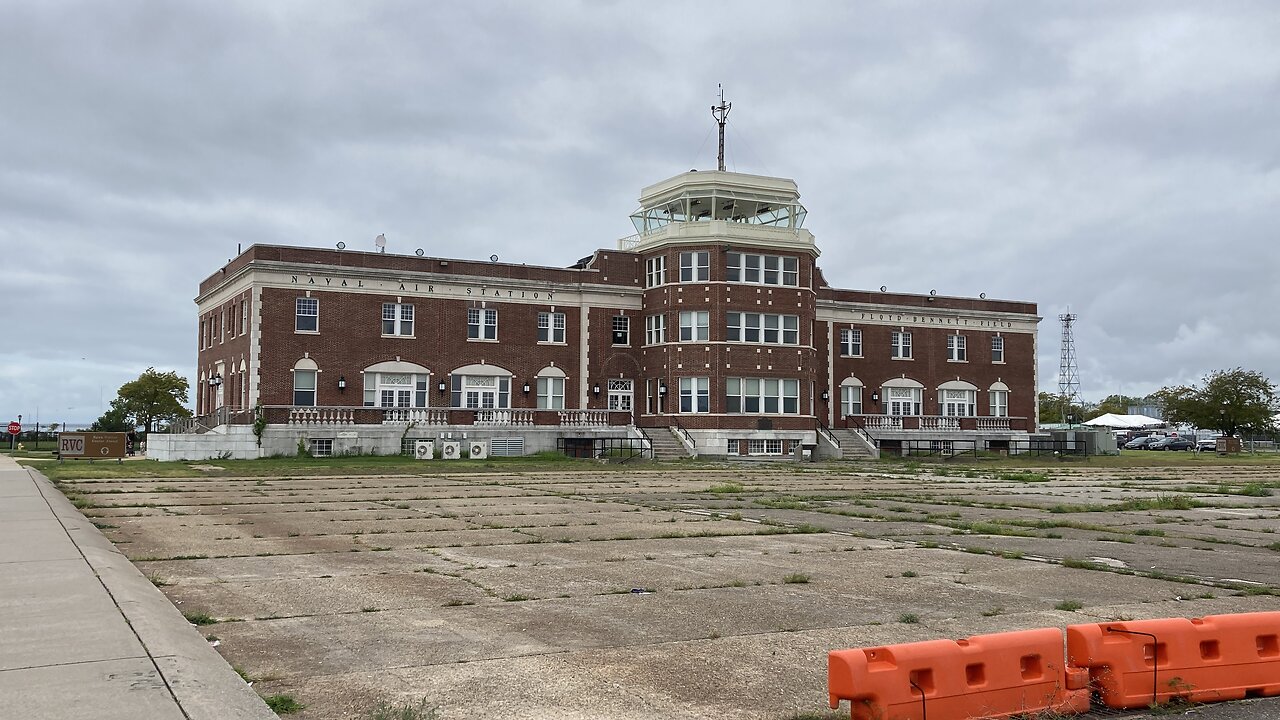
[558,410,610,427]
[288,407,355,425]
[920,416,961,431]
[859,415,903,430]
[382,408,450,425]
[475,409,536,426]
[976,417,1012,431]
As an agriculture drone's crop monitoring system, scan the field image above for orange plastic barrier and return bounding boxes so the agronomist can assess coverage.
[828,628,1091,720]
[1066,612,1280,709]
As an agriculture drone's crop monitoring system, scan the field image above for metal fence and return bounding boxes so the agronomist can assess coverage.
[879,438,1088,459]
[556,436,649,461]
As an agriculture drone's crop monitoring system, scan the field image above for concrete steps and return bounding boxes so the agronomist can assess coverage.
[829,428,877,460]
[644,427,691,460]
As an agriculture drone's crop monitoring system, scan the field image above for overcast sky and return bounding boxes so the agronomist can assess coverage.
[2,1,1278,427]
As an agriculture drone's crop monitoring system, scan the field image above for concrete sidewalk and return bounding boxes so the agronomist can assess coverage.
[0,455,276,719]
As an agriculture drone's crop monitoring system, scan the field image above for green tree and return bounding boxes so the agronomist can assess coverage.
[1038,392,1088,424]
[1151,368,1278,437]
[90,398,135,432]
[117,367,192,434]
[1086,394,1146,420]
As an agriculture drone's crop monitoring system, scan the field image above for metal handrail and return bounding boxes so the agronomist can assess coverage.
[815,419,840,449]
[848,415,880,448]
[634,426,655,460]
[670,415,695,450]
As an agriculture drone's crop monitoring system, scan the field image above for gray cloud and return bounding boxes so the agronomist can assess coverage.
[2,0,1277,425]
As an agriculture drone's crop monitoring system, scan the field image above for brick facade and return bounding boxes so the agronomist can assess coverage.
[192,168,1041,454]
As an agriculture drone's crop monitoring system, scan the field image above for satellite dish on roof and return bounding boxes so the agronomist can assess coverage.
[375,234,386,253]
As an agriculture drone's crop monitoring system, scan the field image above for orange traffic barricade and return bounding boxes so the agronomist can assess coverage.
[829,628,1091,720]
[1066,612,1280,709]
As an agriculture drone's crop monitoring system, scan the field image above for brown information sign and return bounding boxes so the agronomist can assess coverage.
[59,433,127,459]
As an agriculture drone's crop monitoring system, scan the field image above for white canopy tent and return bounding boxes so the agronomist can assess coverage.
[1082,413,1166,429]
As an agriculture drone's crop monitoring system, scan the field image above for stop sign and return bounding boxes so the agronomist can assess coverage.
[7,422,20,435]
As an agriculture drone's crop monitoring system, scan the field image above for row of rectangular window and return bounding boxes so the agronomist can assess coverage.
[299,370,636,411]
[297,370,1009,418]
[296,299,632,345]
[644,252,800,287]
[643,312,801,345]
[841,329,1004,362]
[838,386,1009,418]
[294,300,1009,362]
[202,298,250,348]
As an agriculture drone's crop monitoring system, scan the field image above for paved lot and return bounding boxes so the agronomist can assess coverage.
[61,462,1280,719]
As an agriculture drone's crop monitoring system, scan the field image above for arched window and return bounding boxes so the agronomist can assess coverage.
[840,376,864,417]
[292,357,319,407]
[450,364,512,409]
[989,381,1010,418]
[937,379,978,417]
[535,366,566,410]
[363,360,431,408]
[881,377,923,416]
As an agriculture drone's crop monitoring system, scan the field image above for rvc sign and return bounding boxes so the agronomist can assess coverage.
[59,433,127,460]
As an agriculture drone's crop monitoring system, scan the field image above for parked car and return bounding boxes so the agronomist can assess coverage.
[1124,436,1161,450]
[1196,438,1220,452]
[1149,437,1194,451]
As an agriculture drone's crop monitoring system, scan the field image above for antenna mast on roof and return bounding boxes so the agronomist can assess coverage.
[711,84,732,171]
[1058,310,1082,424]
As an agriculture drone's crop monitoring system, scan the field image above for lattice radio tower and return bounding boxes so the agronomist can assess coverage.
[1058,311,1081,423]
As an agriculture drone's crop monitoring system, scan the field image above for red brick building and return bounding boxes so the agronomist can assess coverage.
[176,168,1039,460]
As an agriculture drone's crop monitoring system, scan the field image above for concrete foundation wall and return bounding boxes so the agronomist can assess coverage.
[149,426,261,461]
[151,424,648,461]
[687,429,817,459]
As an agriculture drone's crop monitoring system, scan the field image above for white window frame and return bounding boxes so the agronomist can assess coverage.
[840,384,863,417]
[679,251,709,282]
[724,377,801,414]
[607,379,633,411]
[536,376,565,410]
[989,389,1009,417]
[645,314,666,344]
[537,312,566,343]
[451,374,511,409]
[991,336,1005,363]
[841,328,862,357]
[746,438,786,456]
[947,334,967,362]
[726,313,799,345]
[467,307,498,341]
[679,311,709,342]
[240,299,247,335]
[725,252,799,286]
[293,369,317,407]
[645,256,667,287]
[611,315,630,346]
[941,389,976,417]
[891,330,912,359]
[382,303,415,337]
[364,372,429,408]
[296,297,318,333]
[678,377,709,413]
[885,387,922,416]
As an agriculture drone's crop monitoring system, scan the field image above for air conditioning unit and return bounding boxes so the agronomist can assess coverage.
[469,440,488,460]
[413,440,434,460]
[440,441,461,460]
